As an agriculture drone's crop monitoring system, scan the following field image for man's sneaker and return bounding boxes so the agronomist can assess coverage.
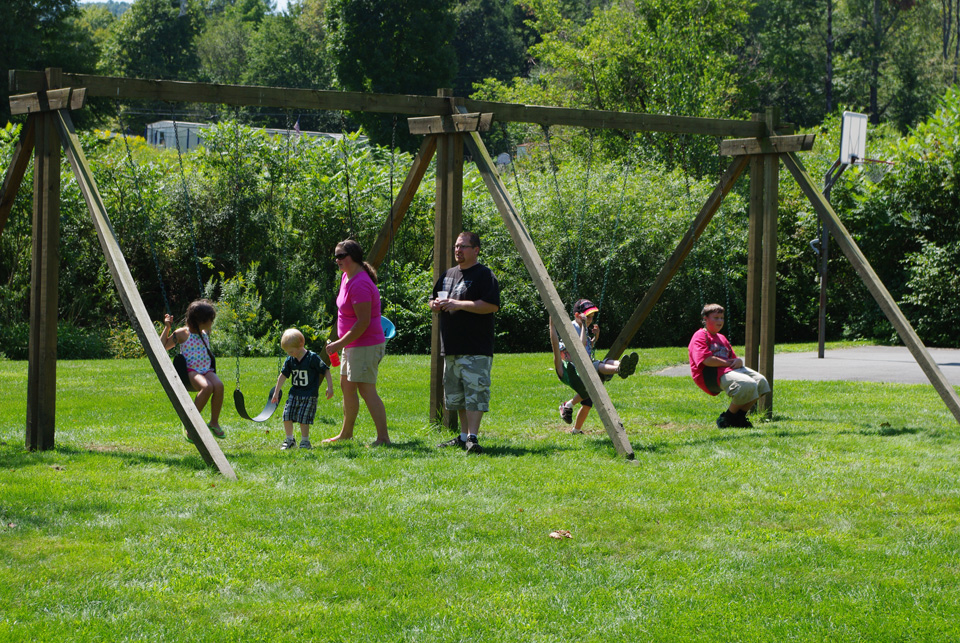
[716,411,733,428]
[559,403,573,424]
[734,410,753,428]
[299,438,312,450]
[618,352,639,379]
[437,436,466,450]
[465,435,483,454]
[280,437,297,450]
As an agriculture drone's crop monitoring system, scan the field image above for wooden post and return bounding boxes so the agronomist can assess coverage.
[429,91,463,429]
[756,109,781,414]
[25,69,64,451]
[25,109,60,451]
[757,152,779,414]
[744,117,764,371]
[783,152,960,426]
[54,109,237,479]
[462,130,635,457]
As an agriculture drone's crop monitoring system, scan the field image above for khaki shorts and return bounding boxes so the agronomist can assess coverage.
[342,342,385,384]
[443,355,492,412]
[720,367,771,405]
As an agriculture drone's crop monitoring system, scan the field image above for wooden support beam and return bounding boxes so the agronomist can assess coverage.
[429,114,464,429]
[0,117,36,237]
[366,136,437,269]
[53,109,237,479]
[10,70,784,137]
[757,154,779,414]
[462,130,636,458]
[782,152,960,427]
[606,156,750,361]
[408,113,493,135]
[744,153,764,370]
[25,112,60,451]
[720,134,815,156]
[9,87,86,115]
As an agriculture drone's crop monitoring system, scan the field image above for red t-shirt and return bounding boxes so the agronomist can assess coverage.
[688,328,735,396]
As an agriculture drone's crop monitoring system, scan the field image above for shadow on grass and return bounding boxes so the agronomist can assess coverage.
[53,444,209,472]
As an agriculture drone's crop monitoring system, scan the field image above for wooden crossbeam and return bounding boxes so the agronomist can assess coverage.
[606,155,750,360]
[10,70,782,137]
[720,134,815,156]
[782,152,960,426]
[9,88,86,115]
[462,129,636,458]
[0,117,36,236]
[53,109,237,479]
[408,113,493,135]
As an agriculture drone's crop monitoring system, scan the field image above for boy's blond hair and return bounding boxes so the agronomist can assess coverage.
[280,328,305,349]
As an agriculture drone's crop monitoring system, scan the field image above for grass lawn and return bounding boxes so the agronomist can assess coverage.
[1,345,959,641]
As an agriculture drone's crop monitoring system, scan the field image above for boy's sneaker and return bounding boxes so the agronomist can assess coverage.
[618,352,639,379]
[465,435,483,454]
[559,403,573,424]
[299,438,312,450]
[208,424,226,439]
[716,411,733,429]
[280,437,297,450]
[437,435,466,450]
[734,410,753,428]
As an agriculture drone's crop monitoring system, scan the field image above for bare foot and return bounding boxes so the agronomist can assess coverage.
[322,434,353,443]
[369,439,392,447]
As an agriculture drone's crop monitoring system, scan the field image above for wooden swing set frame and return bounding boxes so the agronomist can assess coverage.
[4,68,958,479]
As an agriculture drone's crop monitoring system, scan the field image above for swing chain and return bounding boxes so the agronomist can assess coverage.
[115,99,171,317]
[170,111,205,296]
[231,110,244,391]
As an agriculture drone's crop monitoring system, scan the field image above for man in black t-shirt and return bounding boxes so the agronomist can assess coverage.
[429,232,500,454]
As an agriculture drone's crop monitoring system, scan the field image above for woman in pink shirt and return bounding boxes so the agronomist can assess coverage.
[324,239,390,446]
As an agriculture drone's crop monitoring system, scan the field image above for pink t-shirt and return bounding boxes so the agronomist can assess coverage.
[336,270,385,348]
[688,328,735,396]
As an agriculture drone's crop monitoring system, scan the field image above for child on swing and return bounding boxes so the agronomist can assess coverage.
[550,299,639,433]
[689,303,770,428]
[160,299,226,439]
[270,328,334,450]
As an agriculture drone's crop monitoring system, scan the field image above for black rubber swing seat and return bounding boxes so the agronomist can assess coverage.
[234,386,282,423]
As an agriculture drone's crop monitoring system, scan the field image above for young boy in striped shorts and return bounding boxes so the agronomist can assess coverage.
[271,328,334,449]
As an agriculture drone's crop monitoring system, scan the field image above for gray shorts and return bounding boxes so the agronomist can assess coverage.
[443,355,492,412]
[720,367,771,405]
[342,342,385,384]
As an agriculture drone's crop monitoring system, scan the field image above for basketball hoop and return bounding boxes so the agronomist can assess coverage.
[857,157,895,184]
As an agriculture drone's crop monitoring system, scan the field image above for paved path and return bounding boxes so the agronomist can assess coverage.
[654,346,960,385]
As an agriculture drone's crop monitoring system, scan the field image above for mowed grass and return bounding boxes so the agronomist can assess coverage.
[1,346,959,641]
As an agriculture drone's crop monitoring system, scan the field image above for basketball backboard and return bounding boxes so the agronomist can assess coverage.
[839,111,868,165]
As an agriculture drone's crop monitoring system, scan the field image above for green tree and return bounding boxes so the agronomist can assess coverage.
[100,0,205,81]
[474,0,749,168]
[451,0,526,97]
[742,0,829,128]
[1,0,101,126]
[197,14,252,83]
[326,0,457,149]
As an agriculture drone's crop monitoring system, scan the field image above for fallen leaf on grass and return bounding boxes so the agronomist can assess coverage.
[49,465,64,471]
[549,530,572,539]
